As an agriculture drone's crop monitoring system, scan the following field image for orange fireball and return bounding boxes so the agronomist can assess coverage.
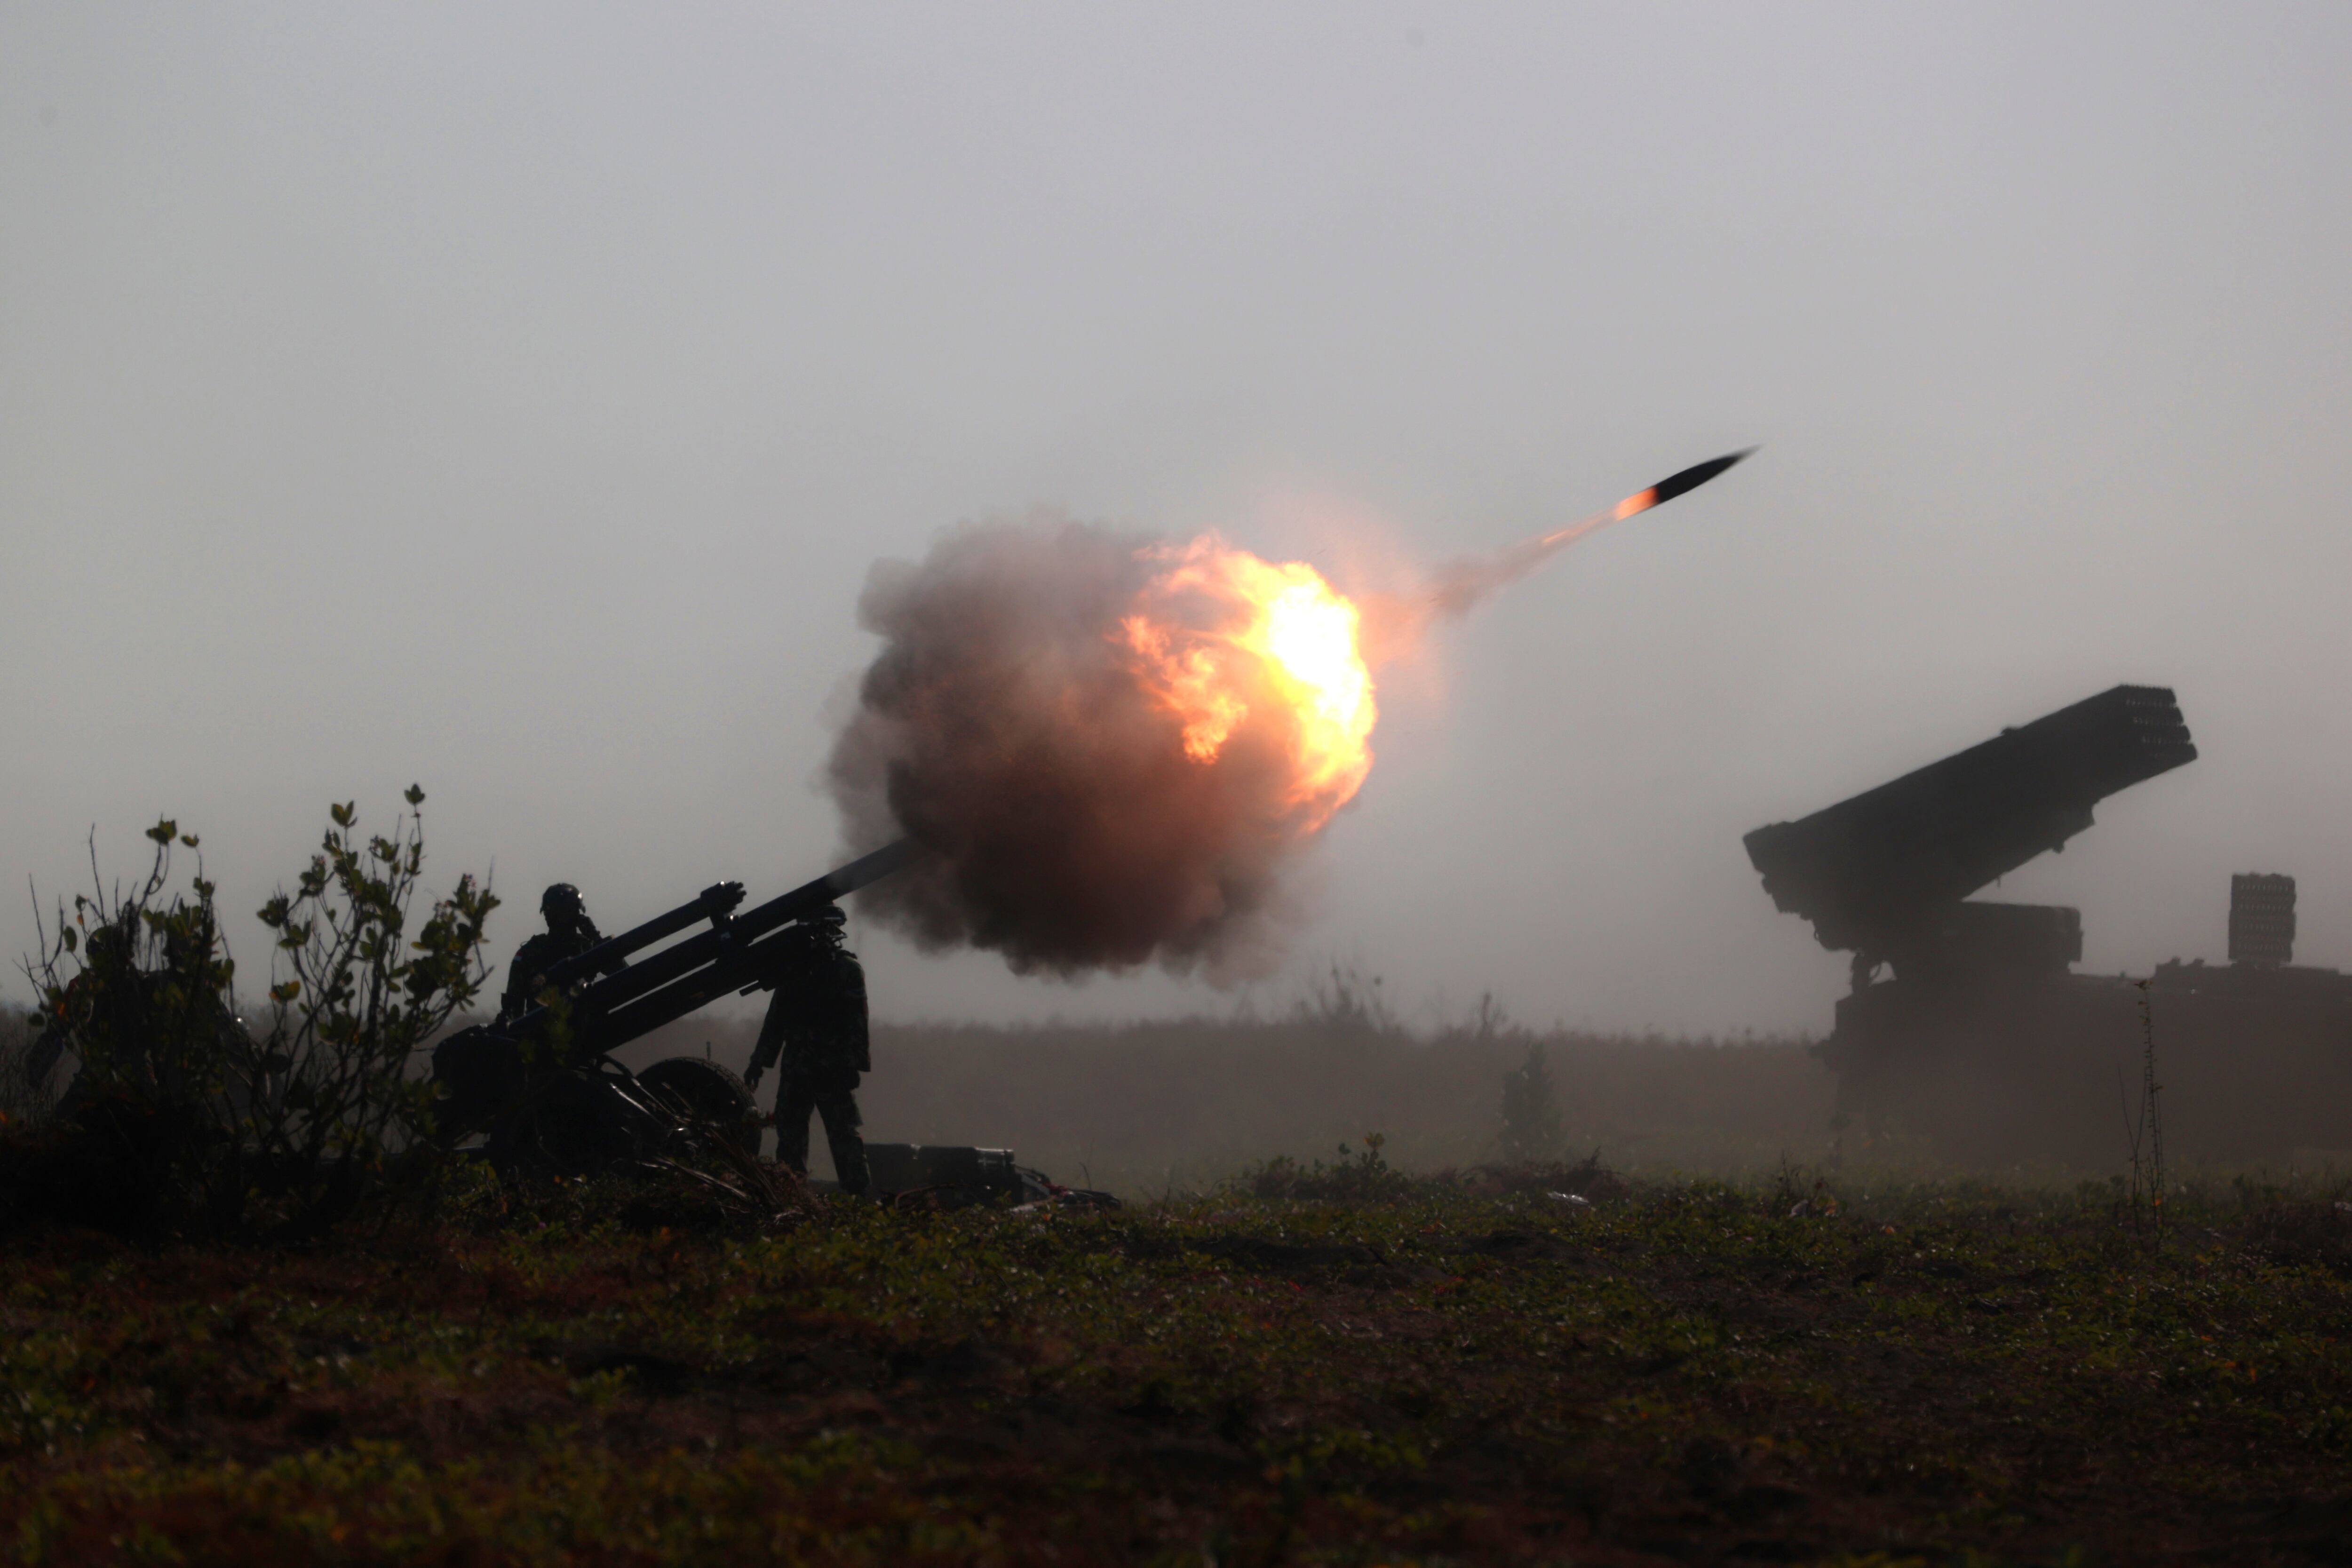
[1118,536,1376,829]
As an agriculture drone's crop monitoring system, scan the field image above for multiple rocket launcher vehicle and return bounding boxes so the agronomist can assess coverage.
[1535,446,2344,1165]
[1527,443,2339,1164]
[1744,685,2352,1164]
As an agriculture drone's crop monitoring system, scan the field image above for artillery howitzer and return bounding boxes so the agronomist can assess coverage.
[432,841,909,1177]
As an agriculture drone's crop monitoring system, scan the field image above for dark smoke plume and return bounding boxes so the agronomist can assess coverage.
[827,513,1325,978]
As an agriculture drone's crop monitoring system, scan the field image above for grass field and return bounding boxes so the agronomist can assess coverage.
[7,1158,2352,1567]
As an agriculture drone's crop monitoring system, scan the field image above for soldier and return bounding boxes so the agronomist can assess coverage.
[498,883,605,1024]
[32,924,141,1114]
[30,919,242,1117]
[743,903,871,1195]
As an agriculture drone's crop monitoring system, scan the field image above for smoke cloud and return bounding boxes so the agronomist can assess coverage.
[829,473,1714,977]
[1423,521,1602,621]
[828,513,1343,979]
[1359,512,1615,663]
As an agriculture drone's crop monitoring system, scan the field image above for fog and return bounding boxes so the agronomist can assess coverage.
[3,3,2347,1036]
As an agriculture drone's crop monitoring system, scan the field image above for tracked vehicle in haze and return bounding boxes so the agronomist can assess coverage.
[1746,685,2352,1165]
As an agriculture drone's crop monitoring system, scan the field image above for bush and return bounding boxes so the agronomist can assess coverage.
[24,818,241,1117]
[1236,1133,1420,1202]
[247,787,497,1233]
[1449,1149,1629,1202]
[1293,963,1401,1037]
[2239,1194,2352,1278]
[13,818,249,1234]
[8,790,494,1239]
[1499,1034,1563,1163]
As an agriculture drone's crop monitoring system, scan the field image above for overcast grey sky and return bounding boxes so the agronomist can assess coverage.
[3,3,2346,1035]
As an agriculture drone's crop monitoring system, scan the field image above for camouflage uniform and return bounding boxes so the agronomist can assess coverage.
[746,907,871,1194]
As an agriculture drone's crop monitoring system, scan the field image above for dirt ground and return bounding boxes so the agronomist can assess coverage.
[6,1168,2350,1566]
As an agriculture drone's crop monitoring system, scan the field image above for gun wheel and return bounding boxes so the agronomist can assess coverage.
[637,1057,760,1157]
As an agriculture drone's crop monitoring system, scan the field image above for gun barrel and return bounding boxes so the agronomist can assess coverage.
[734,838,913,937]
[505,840,913,1055]
[582,840,912,1044]
[538,881,748,993]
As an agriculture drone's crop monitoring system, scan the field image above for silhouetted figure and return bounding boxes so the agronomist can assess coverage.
[32,920,247,1117]
[744,904,871,1194]
[500,883,604,1024]
[34,926,150,1114]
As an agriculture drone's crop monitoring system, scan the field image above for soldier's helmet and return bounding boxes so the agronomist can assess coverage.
[796,903,847,942]
[540,883,586,923]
